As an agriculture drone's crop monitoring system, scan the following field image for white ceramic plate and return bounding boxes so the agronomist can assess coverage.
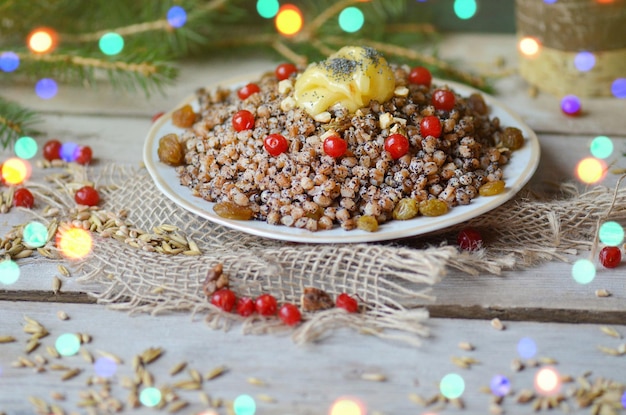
[144,75,540,244]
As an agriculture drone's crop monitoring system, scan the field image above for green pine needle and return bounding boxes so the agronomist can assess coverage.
[0,97,41,149]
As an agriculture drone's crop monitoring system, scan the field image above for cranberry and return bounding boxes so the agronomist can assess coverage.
[211,288,237,312]
[74,146,93,165]
[236,297,256,317]
[275,63,298,81]
[237,83,261,100]
[432,89,456,112]
[255,294,278,316]
[278,303,302,326]
[151,112,165,123]
[457,227,483,251]
[323,135,348,158]
[599,246,622,268]
[232,110,255,132]
[384,134,410,159]
[74,186,100,206]
[264,134,289,156]
[43,139,62,161]
[420,116,442,138]
[13,188,34,208]
[408,66,432,87]
[336,293,358,313]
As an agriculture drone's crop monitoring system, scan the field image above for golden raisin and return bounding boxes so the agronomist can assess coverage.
[419,199,449,217]
[213,201,253,220]
[305,206,324,221]
[393,198,419,220]
[501,127,524,151]
[468,93,488,115]
[479,180,506,196]
[357,215,379,232]
[157,133,184,166]
[172,104,197,128]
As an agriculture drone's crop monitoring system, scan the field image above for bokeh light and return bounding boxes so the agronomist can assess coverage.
[543,0,558,3]
[166,6,187,28]
[28,28,57,53]
[94,356,118,378]
[99,33,124,56]
[60,142,79,162]
[454,0,478,20]
[275,4,304,36]
[560,95,581,116]
[576,157,606,184]
[1,158,31,185]
[590,136,613,159]
[338,7,365,33]
[517,337,537,359]
[572,258,595,284]
[519,37,540,57]
[55,333,81,357]
[0,52,20,72]
[329,397,365,415]
[622,390,626,409]
[599,221,624,246]
[534,367,562,396]
[139,387,162,407]
[490,374,511,396]
[0,259,20,285]
[35,78,58,100]
[257,0,280,18]
[23,222,48,248]
[574,51,595,72]
[612,78,626,98]
[57,227,93,260]
[233,394,256,415]
[197,412,219,415]
[14,136,38,160]
[440,373,465,399]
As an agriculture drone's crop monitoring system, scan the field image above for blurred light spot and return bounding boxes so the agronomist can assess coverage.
[94,356,117,378]
[2,158,31,185]
[197,412,219,415]
[275,4,303,36]
[0,259,20,285]
[139,387,162,407]
[612,78,626,98]
[257,0,280,18]
[339,7,365,33]
[490,374,511,396]
[599,221,624,246]
[519,37,540,57]
[572,258,595,284]
[60,142,79,162]
[454,0,477,19]
[574,51,595,72]
[57,227,93,260]
[622,390,626,409]
[55,333,81,356]
[99,33,124,56]
[560,95,581,116]
[15,136,38,160]
[576,157,606,184]
[534,367,562,396]
[0,52,20,72]
[590,135,613,159]
[544,0,558,3]
[233,394,256,415]
[23,222,48,248]
[517,337,537,359]
[35,78,58,100]
[329,397,365,415]
[28,28,57,53]
[440,373,465,399]
[167,6,187,28]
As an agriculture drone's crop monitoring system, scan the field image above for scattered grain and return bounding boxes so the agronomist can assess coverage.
[510,358,524,372]
[80,349,94,364]
[0,335,17,343]
[173,380,202,390]
[595,289,611,298]
[57,264,70,277]
[600,326,622,339]
[516,389,535,404]
[61,368,81,381]
[169,361,187,376]
[205,365,228,380]
[168,400,189,413]
[247,377,267,386]
[458,341,474,351]
[408,393,426,406]
[360,372,387,382]
[490,318,505,331]
[57,310,69,320]
[256,394,276,403]
[96,350,122,364]
[140,347,163,364]
[52,276,62,294]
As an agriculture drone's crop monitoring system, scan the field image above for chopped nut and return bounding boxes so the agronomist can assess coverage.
[203,263,228,297]
[278,79,293,94]
[379,112,393,129]
[280,97,296,112]
[394,86,409,97]
[301,286,334,312]
[313,111,331,123]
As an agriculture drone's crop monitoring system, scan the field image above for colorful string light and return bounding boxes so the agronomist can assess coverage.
[574,51,595,72]
[55,333,81,356]
[598,221,624,246]
[139,387,162,407]
[14,136,38,160]
[0,259,20,285]
[440,373,465,399]
[94,356,118,378]
[534,367,562,396]
[611,78,626,99]
[257,0,280,18]
[1,158,31,185]
[560,95,581,116]
[60,142,79,162]
[35,78,58,100]
[454,0,478,20]
[576,157,606,184]
[27,28,57,54]
[490,375,511,396]
[589,136,613,159]
[166,6,187,28]
[0,52,20,72]
[329,397,365,415]
[571,258,595,284]
[338,7,365,33]
[57,227,93,260]
[23,222,49,248]
[275,4,303,36]
[519,37,540,57]
[517,337,537,359]
[233,394,256,415]
[99,33,124,56]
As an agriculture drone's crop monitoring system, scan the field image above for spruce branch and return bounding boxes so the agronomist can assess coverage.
[0,97,40,148]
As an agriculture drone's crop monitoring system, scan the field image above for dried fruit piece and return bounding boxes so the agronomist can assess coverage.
[211,289,237,312]
[458,227,483,251]
[278,303,301,326]
[356,215,379,232]
[301,287,334,312]
[479,180,505,196]
[393,198,419,220]
[468,93,488,115]
[599,246,621,268]
[236,297,255,317]
[157,133,184,167]
[172,104,196,128]
[419,199,448,217]
[336,293,358,313]
[213,201,253,220]
[501,127,524,150]
[255,294,277,316]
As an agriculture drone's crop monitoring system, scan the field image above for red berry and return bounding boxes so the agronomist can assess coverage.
[237,83,261,100]
[457,227,483,251]
[255,294,278,316]
[74,186,100,206]
[13,188,34,208]
[263,134,289,156]
[420,116,442,138]
[384,134,410,159]
[599,246,622,268]
[211,289,237,312]
[432,89,456,111]
[232,110,255,132]
[408,66,432,87]
[278,303,302,326]
[275,63,298,81]
[323,135,348,158]
[43,139,62,161]
[236,297,256,317]
[74,146,93,165]
[336,293,358,313]
[151,112,165,123]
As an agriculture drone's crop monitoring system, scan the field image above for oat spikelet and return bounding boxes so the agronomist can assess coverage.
[600,326,622,339]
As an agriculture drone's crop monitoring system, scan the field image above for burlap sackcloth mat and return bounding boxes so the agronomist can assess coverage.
[63,165,625,346]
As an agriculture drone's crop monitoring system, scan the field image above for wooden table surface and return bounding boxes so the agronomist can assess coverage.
[1,34,625,415]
